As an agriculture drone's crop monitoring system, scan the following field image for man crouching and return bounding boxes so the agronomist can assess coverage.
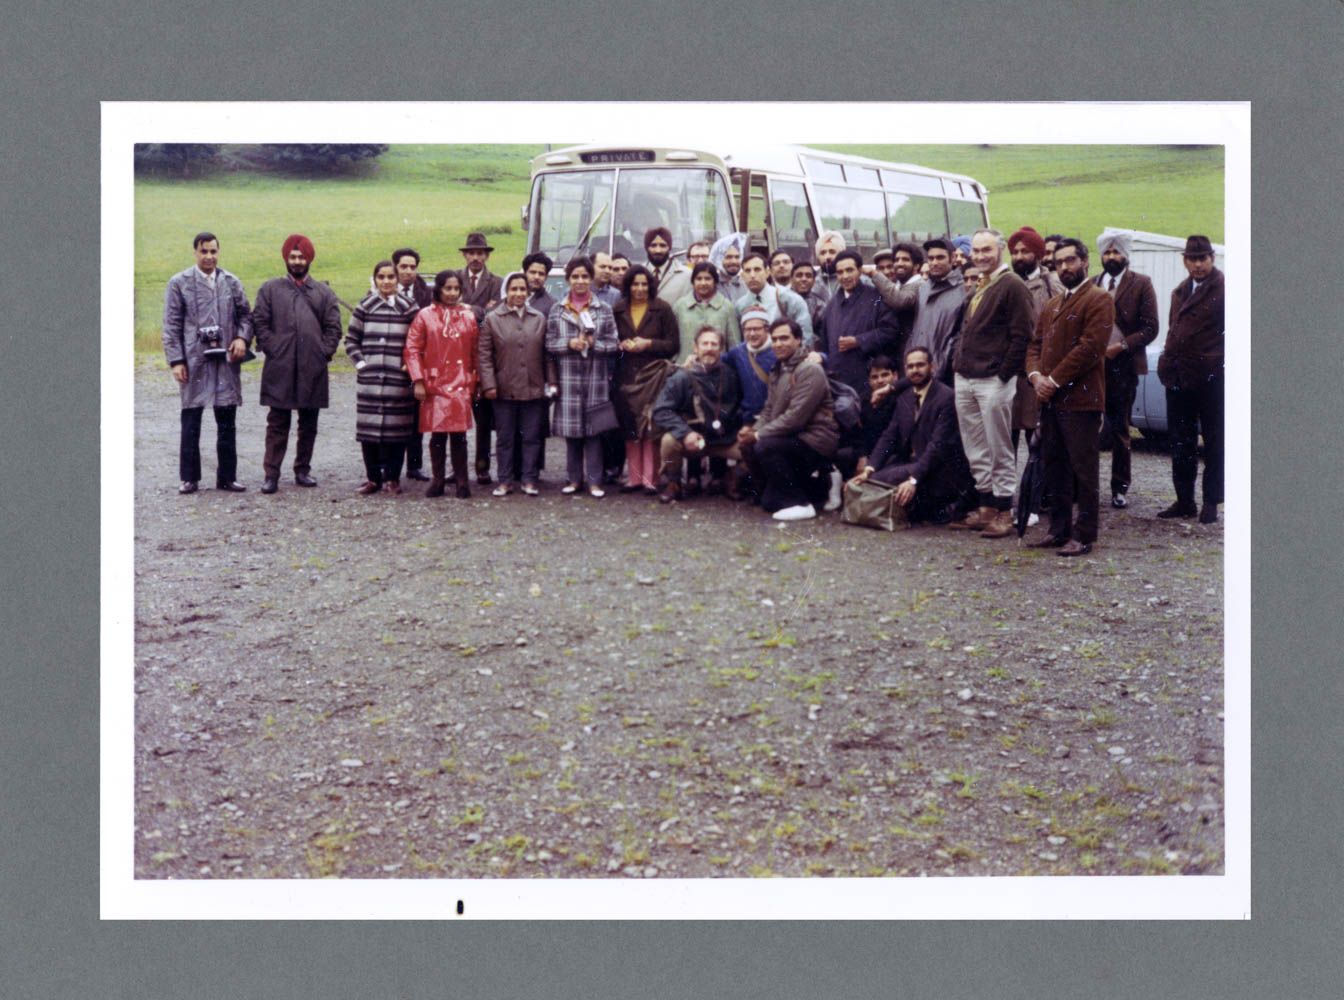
[736,318,840,521]
[654,325,743,503]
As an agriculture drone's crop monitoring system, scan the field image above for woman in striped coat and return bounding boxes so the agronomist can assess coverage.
[344,260,420,494]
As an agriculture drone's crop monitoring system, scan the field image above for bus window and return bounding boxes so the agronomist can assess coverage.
[947,197,987,235]
[611,167,735,259]
[815,184,889,259]
[882,170,944,198]
[769,180,815,261]
[529,169,615,264]
[846,165,881,187]
[801,155,845,183]
[886,192,949,244]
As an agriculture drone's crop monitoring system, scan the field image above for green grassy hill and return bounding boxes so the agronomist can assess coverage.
[135,143,1223,356]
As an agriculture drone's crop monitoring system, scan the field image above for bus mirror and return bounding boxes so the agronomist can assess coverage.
[520,204,529,230]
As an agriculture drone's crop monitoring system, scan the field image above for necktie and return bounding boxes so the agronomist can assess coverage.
[1108,276,1116,292]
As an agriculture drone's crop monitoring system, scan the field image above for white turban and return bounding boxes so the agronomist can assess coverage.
[1097,231,1132,259]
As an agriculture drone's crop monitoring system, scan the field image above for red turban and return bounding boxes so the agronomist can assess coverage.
[282,233,315,262]
[1007,226,1046,259]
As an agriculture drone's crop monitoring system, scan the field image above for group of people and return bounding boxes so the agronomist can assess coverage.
[162,221,1224,551]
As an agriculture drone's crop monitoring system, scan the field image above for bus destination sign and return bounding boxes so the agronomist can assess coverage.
[579,150,655,164]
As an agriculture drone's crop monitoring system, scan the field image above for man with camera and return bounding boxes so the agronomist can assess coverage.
[652,325,743,503]
[162,232,253,494]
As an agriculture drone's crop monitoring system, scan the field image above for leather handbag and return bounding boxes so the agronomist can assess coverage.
[584,399,619,434]
[841,477,910,531]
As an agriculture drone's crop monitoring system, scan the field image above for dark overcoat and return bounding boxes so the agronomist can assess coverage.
[1092,269,1159,375]
[252,275,342,409]
[817,284,902,398]
[1157,267,1224,389]
[868,378,973,504]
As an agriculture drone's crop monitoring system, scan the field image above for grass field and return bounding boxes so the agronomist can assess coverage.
[134,143,1223,356]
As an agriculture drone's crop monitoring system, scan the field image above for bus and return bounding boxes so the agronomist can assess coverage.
[522,144,989,291]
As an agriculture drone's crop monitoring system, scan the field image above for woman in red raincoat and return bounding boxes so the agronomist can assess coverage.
[404,270,479,498]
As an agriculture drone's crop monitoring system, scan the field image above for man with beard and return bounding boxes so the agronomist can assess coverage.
[653,325,743,503]
[867,241,924,335]
[789,260,827,332]
[769,249,794,286]
[948,229,1035,538]
[643,227,678,289]
[1025,238,1113,556]
[852,346,976,525]
[813,231,846,301]
[1092,231,1159,508]
[592,250,622,307]
[390,248,432,480]
[522,252,557,316]
[1006,226,1064,452]
[1156,235,1224,524]
[1042,234,1064,272]
[252,233,342,494]
[714,238,748,304]
[735,252,814,346]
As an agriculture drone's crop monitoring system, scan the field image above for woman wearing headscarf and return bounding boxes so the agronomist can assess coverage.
[344,260,419,494]
[612,264,680,493]
[477,271,553,496]
[545,256,620,497]
[673,260,742,351]
[404,270,478,498]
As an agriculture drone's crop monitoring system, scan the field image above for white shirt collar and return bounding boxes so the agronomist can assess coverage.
[195,265,217,285]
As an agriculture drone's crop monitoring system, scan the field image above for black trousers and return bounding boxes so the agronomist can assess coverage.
[405,400,424,472]
[493,398,546,486]
[1039,406,1101,544]
[473,397,494,477]
[745,436,828,513]
[360,441,407,484]
[263,407,319,479]
[1166,373,1224,506]
[1102,361,1139,494]
[179,405,237,484]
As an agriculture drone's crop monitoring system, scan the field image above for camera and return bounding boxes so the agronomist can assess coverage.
[710,419,723,434]
[544,384,559,400]
[199,324,227,359]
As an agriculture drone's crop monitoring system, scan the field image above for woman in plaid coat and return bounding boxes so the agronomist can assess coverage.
[545,256,619,497]
[344,261,419,494]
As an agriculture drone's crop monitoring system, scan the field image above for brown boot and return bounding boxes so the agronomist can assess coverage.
[980,508,1014,538]
[949,505,994,530]
[425,435,446,497]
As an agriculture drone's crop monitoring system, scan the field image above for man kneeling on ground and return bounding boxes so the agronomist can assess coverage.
[850,346,976,524]
[736,318,839,521]
[654,325,744,503]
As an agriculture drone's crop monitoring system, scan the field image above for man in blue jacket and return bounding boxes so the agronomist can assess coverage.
[816,249,902,400]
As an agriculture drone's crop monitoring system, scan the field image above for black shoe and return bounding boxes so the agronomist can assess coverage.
[216,481,247,492]
[476,473,492,485]
[405,468,431,482]
[1199,503,1219,524]
[1111,492,1128,508]
[1027,533,1067,548]
[294,472,318,487]
[261,477,279,494]
[684,477,703,497]
[1156,501,1197,519]
[1057,539,1093,557]
[178,481,198,494]
[456,484,472,499]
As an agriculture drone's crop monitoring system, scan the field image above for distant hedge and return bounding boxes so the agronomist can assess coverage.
[135,143,389,178]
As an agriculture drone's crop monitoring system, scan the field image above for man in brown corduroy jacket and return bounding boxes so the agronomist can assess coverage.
[1025,238,1114,557]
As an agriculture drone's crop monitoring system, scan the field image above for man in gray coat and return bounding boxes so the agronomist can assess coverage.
[252,233,343,494]
[869,238,966,385]
[162,231,253,494]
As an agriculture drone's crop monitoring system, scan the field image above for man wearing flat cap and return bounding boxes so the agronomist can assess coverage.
[1092,231,1159,509]
[457,232,504,483]
[252,233,343,494]
[1156,235,1224,524]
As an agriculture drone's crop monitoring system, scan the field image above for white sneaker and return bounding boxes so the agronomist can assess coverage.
[772,504,817,521]
[1027,512,1039,527]
[824,469,844,511]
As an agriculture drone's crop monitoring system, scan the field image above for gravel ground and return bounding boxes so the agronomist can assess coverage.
[132,363,1224,880]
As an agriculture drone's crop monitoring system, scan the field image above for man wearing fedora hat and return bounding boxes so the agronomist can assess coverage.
[458,232,504,484]
[1156,235,1224,524]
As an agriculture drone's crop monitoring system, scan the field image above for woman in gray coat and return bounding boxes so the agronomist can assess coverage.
[344,260,420,494]
[544,256,619,497]
[478,272,554,496]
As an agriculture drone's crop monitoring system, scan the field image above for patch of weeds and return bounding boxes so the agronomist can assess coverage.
[708,855,731,866]
[926,635,953,651]
[452,804,485,827]
[947,768,978,798]
[985,666,1009,680]
[747,863,775,877]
